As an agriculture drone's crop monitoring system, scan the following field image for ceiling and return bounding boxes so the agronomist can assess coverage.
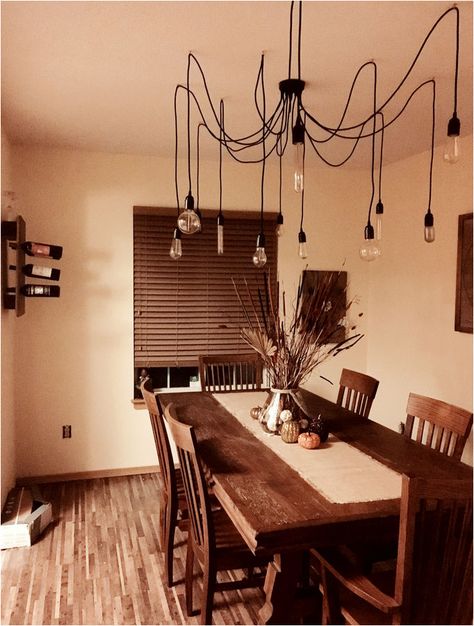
[1,1,472,169]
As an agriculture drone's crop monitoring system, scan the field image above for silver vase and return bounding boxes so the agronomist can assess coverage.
[259,388,299,433]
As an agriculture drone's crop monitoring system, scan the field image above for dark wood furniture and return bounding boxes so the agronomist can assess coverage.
[1,216,26,316]
[313,475,473,624]
[158,389,472,624]
[198,353,263,392]
[336,368,379,418]
[140,380,188,587]
[164,403,269,625]
[404,392,473,461]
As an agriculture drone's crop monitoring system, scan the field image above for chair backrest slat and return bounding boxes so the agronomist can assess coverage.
[164,403,213,553]
[405,393,472,461]
[140,380,176,497]
[199,353,263,393]
[395,475,473,625]
[336,369,379,419]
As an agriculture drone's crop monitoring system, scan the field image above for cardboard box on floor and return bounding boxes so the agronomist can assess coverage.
[0,486,52,549]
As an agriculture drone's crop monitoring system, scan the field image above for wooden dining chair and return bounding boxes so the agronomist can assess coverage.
[403,392,473,461]
[199,353,264,392]
[313,474,473,625]
[164,402,270,625]
[336,368,379,418]
[140,380,188,587]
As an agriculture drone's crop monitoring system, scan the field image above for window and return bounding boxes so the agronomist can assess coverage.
[133,207,277,395]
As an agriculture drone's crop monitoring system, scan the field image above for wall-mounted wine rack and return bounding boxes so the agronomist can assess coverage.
[2,216,26,316]
[1,215,63,317]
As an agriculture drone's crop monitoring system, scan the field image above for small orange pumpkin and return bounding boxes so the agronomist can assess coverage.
[298,432,321,449]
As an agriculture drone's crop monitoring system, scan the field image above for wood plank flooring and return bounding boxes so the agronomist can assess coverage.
[1,474,266,625]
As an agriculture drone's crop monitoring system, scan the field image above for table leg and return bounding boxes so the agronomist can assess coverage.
[258,551,303,625]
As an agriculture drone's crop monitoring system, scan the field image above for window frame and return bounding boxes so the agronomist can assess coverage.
[133,206,278,398]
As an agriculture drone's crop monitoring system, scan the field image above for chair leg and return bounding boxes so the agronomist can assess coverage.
[185,537,195,617]
[158,497,166,551]
[164,501,177,587]
[201,561,216,626]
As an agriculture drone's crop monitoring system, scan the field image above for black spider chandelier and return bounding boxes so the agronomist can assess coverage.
[170,1,461,265]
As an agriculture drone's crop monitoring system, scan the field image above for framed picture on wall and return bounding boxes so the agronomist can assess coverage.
[455,212,473,334]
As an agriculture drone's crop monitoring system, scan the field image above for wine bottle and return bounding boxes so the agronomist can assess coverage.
[9,264,60,281]
[20,241,63,260]
[20,285,60,297]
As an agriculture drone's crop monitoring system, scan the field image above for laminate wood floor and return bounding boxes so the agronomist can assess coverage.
[1,474,266,625]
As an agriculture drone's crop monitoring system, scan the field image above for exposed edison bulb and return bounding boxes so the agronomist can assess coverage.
[169,228,182,260]
[292,115,305,193]
[253,247,267,267]
[359,224,381,262]
[178,194,201,234]
[298,230,308,259]
[424,211,435,243]
[444,135,460,164]
[359,240,381,261]
[252,233,267,267]
[424,225,435,243]
[444,114,461,164]
[217,213,224,255]
[276,213,284,237]
[375,213,383,241]
[375,201,384,241]
[294,143,304,192]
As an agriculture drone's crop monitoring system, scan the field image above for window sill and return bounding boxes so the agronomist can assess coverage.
[132,386,202,409]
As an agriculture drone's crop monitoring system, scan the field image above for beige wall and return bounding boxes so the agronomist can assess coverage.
[1,131,17,503]
[2,135,471,481]
[8,145,368,479]
[367,136,473,464]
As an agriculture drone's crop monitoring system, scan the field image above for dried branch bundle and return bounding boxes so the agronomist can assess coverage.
[233,272,363,389]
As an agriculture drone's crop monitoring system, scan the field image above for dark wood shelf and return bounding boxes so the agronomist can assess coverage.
[1,215,26,317]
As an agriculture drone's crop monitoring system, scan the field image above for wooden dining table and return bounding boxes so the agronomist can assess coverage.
[159,388,473,624]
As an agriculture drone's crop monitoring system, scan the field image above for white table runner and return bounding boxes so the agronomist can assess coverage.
[214,391,402,505]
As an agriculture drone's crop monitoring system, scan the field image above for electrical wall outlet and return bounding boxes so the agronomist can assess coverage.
[62,425,72,438]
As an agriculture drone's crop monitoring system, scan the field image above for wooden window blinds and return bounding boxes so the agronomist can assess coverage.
[134,209,278,367]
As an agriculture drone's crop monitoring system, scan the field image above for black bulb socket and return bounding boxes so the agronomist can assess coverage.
[185,194,195,210]
[424,211,434,228]
[364,224,375,240]
[375,200,384,215]
[217,213,224,226]
[447,114,461,137]
[298,230,307,243]
[276,213,284,226]
[256,232,266,248]
[173,227,182,240]
[292,116,305,145]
